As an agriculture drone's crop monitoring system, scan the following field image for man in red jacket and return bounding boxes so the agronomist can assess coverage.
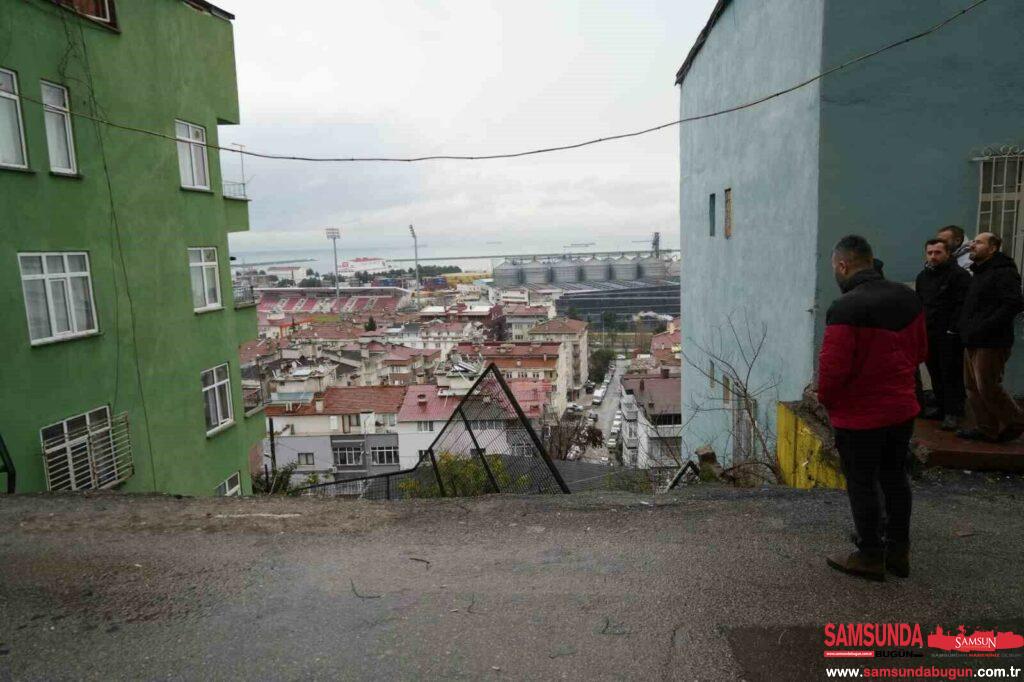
[818,235,928,581]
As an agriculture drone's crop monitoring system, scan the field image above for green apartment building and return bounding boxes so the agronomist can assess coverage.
[0,0,263,495]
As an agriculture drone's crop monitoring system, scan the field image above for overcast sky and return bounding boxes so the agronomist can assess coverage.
[221,0,717,255]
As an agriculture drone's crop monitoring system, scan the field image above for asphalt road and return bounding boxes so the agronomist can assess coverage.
[2,473,1023,681]
[580,359,627,464]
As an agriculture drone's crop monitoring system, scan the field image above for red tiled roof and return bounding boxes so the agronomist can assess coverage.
[487,357,557,370]
[504,305,548,317]
[454,342,562,358]
[265,386,408,417]
[530,317,588,334]
[238,338,278,365]
[398,385,462,422]
[507,380,554,417]
[651,330,680,351]
[620,376,681,416]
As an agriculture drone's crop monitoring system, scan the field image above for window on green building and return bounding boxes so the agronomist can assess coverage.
[215,471,241,496]
[201,363,234,435]
[176,120,209,190]
[188,247,222,311]
[18,252,98,344]
[58,0,116,25]
[41,81,77,175]
[0,67,28,169]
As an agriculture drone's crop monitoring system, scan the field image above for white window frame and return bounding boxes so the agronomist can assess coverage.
[18,251,99,345]
[39,406,111,491]
[297,452,315,467]
[202,363,234,435]
[41,81,77,175]
[175,119,209,190]
[0,67,28,169]
[417,420,434,432]
[188,247,222,312]
[976,154,1024,271]
[332,445,363,467]
[215,471,241,496]
[371,445,399,466]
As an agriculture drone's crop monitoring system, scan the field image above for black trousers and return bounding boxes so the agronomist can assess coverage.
[926,332,965,417]
[833,419,914,553]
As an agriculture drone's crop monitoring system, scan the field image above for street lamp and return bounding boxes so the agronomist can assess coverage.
[326,228,341,308]
[409,224,420,308]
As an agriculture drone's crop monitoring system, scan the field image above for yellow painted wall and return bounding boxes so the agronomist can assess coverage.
[775,403,846,490]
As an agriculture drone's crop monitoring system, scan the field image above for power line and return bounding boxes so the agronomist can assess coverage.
[16,0,989,163]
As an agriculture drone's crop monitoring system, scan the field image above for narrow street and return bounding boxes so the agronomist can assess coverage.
[581,358,628,464]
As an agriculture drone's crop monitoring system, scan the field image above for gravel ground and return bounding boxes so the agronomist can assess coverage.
[1,472,1023,681]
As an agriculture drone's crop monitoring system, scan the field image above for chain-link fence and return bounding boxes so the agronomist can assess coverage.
[294,364,570,500]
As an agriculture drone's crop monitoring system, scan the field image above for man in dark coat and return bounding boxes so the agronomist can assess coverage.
[915,238,971,431]
[957,232,1024,442]
[818,235,927,581]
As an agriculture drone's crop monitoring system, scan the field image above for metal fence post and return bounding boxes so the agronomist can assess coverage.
[459,407,499,493]
[427,448,447,497]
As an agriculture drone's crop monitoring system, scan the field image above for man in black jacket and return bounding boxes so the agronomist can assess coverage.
[915,239,971,431]
[957,232,1024,442]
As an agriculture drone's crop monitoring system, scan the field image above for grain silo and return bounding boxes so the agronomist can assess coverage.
[552,258,581,284]
[639,255,668,280]
[522,260,551,284]
[611,256,638,281]
[582,257,610,282]
[493,261,522,288]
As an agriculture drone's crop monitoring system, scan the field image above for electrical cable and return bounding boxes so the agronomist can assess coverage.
[13,0,990,164]
[71,18,160,490]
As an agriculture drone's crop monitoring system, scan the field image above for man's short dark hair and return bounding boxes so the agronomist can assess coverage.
[834,235,874,267]
[984,233,1003,250]
[938,225,965,242]
[925,238,949,252]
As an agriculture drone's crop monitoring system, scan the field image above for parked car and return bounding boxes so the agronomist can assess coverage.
[604,439,617,449]
[616,354,625,360]
[588,411,599,421]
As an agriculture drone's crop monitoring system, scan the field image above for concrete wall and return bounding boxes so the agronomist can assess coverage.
[815,0,1024,389]
[678,0,824,462]
[1,0,260,495]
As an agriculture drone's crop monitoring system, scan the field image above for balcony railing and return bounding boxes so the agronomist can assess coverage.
[223,180,248,200]
[42,412,134,492]
[233,281,257,308]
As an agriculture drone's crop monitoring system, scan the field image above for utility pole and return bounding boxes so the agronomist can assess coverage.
[409,224,420,309]
[326,228,341,311]
[268,416,278,472]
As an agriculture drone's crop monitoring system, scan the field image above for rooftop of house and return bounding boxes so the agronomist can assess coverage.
[621,374,681,416]
[529,317,588,334]
[7,473,1020,678]
[397,384,462,422]
[238,338,279,365]
[264,385,408,417]
[675,0,731,86]
[454,341,563,358]
[504,304,550,318]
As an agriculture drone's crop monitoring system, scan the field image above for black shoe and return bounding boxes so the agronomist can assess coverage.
[921,407,943,421]
[827,550,886,582]
[886,544,910,578]
[997,427,1024,443]
[940,415,960,431]
[956,428,996,443]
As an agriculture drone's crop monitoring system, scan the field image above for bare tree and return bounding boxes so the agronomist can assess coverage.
[543,413,604,460]
[680,310,782,484]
